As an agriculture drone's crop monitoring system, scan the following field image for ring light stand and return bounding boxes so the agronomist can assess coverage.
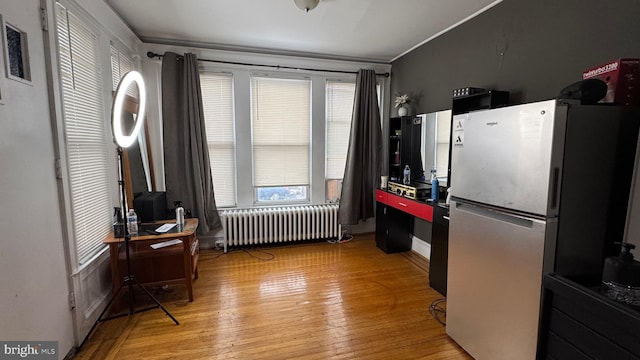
[83,71,178,346]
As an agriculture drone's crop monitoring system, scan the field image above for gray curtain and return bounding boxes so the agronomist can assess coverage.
[162,52,221,235]
[338,69,382,225]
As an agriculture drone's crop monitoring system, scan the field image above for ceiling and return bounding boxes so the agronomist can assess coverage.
[106,0,502,63]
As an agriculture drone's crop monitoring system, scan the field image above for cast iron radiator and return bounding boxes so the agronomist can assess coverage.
[220,205,341,251]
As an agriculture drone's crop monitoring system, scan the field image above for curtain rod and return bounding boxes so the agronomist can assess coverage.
[146,51,390,77]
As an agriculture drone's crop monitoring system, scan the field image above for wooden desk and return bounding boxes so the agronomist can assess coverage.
[104,218,199,301]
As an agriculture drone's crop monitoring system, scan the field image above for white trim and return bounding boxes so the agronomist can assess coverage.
[69,245,109,277]
[411,235,431,260]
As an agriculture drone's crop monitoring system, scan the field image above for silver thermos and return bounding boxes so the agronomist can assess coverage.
[175,201,185,226]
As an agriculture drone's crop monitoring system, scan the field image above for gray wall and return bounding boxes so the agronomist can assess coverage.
[390,0,640,113]
[390,0,640,248]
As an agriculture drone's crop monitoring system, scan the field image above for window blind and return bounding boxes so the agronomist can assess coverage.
[110,44,136,97]
[200,72,236,207]
[251,77,310,187]
[325,80,355,180]
[436,114,451,178]
[57,3,112,265]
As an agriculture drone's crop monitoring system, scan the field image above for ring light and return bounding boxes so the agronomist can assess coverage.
[112,71,147,148]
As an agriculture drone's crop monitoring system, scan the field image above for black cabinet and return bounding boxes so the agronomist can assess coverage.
[388,116,422,183]
[375,202,413,253]
[429,204,449,296]
[537,274,640,359]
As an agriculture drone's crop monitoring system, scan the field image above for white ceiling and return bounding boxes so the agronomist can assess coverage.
[106,0,502,63]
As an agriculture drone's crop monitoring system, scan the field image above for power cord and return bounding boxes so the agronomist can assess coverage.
[207,251,226,260]
[429,298,447,326]
[241,248,275,261]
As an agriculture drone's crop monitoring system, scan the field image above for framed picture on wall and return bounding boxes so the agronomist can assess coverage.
[2,14,31,84]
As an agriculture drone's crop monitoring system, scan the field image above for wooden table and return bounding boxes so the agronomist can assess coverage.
[104,218,199,301]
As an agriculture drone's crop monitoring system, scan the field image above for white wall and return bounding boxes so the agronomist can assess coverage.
[0,0,74,357]
[0,0,142,356]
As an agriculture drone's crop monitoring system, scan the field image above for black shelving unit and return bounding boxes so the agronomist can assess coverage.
[388,116,422,183]
[375,202,413,253]
[451,90,510,115]
[537,274,640,359]
[388,118,402,182]
[429,204,449,296]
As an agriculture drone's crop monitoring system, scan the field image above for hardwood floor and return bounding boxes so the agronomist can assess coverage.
[76,234,471,359]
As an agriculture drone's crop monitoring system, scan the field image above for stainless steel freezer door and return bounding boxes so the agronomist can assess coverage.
[446,200,546,360]
[450,100,557,216]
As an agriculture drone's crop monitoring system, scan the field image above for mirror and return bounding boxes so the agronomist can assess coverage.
[419,110,452,187]
[121,94,154,208]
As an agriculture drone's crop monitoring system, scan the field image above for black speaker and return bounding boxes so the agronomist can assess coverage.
[133,191,168,222]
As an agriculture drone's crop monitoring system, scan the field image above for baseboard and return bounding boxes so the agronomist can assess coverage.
[411,235,431,260]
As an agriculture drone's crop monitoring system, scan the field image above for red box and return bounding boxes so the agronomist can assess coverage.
[582,58,640,105]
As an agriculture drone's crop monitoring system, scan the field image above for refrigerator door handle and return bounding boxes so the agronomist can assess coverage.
[551,167,560,210]
[455,201,535,229]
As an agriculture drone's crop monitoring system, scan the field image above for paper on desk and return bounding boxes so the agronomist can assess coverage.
[150,239,182,249]
[155,223,177,233]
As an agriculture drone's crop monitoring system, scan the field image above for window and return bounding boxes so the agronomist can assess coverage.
[251,76,310,203]
[2,17,31,82]
[325,80,356,201]
[56,3,112,265]
[110,43,135,94]
[200,72,236,207]
[435,111,451,181]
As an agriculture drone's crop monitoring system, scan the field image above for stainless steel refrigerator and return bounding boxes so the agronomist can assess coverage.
[446,99,640,360]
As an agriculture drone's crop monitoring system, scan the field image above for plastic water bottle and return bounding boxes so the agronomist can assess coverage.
[430,168,439,201]
[403,165,411,185]
[127,209,138,236]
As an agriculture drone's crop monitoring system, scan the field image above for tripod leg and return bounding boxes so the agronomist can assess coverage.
[80,147,180,352]
[132,278,180,325]
[127,275,135,315]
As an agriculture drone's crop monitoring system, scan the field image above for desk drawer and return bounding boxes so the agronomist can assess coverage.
[117,249,184,283]
[386,192,433,221]
[376,189,388,203]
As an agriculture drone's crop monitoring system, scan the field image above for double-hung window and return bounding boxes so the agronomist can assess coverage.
[200,72,236,207]
[325,80,356,202]
[109,44,134,92]
[251,76,310,203]
[325,80,382,202]
[56,3,112,265]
